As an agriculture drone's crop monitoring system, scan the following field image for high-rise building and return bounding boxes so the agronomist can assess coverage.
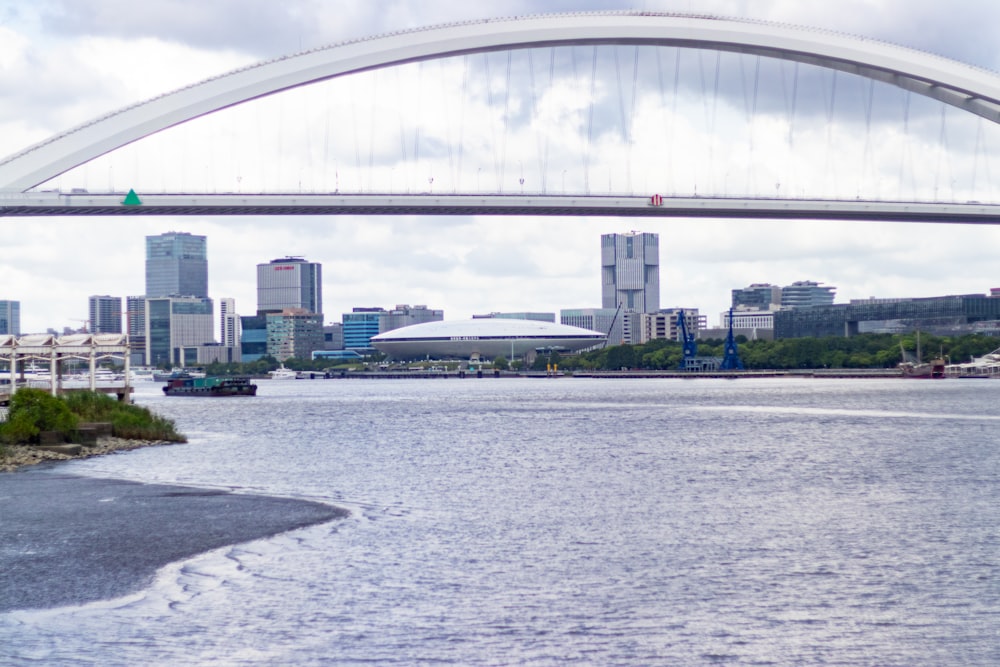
[0,300,21,335]
[257,257,322,315]
[601,232,660,313]
[126,295,147,365]
[144,296,214,366]
[781,281,836,309]
[145,232,208,298]
[266,309,324,361]
[219,297,240,348]
[88,295,122,334]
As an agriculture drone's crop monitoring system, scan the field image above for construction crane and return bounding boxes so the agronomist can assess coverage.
[676,309,698,370]
[718,308,745,371]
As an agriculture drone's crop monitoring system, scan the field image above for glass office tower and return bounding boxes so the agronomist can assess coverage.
[146,232,208,298]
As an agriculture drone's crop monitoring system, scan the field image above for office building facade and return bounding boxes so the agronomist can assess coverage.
[561,308,633,347]
[780,280,836,309]
[0,300,21,336]
[145,232,208,298]
[774,293,1000,338]
[144,296,214,366]
[257,257,322,315]
[379,305,444,334]
[88,295,122,334]
[219,297,240,348]
[126,295,147,364]
[638,309,705,344]
[601,232,660,313]
[266,309,325,361]
[732,283,783,311]
[343,308,385,352]
[240,315,268,363]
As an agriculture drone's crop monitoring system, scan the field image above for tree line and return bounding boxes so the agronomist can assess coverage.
[182,333,1000,375]
[547,332,1000,372]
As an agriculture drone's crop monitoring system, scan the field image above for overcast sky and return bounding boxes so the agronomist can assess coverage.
[3,0,1000,336]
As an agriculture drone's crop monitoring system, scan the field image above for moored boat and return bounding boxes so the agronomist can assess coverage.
[945,347,1000,378]
[163,376,257,396]
[153,368,207,382]
[268,364,297,380]
[898,333,945,379]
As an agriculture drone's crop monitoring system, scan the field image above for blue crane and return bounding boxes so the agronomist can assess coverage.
[677,309,698,370]
[718,308,745,370]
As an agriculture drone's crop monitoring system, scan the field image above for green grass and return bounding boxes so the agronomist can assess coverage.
[61,391,186,442]
[1,389,186,445]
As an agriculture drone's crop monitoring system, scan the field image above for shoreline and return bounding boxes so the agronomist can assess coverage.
[0,470,348,612]
[0,434,351,612]
[1,436,173,473]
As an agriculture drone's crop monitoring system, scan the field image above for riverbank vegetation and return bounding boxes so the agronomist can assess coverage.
[0,389,185,448]
[151,332,1000,376]
[552,332,1000,372]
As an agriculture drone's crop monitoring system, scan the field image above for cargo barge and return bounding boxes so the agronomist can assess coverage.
[163,376,257,396]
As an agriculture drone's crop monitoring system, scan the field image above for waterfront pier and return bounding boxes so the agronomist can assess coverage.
[0,333,131,404]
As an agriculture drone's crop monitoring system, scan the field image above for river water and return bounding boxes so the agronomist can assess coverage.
[1,377,998,665]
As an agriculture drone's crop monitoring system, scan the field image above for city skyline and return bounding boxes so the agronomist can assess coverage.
[3,1,1000,333]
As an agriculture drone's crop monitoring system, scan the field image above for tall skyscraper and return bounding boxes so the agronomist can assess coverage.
[219,297,240,347]
[0,300,20,335]
[601,232,660,313]
[257,257,322,315]
[88,295,123,334]
[146,232,208,298]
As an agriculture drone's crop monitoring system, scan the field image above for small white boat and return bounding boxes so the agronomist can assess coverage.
[129,367,156,382]
[268,364,297,380]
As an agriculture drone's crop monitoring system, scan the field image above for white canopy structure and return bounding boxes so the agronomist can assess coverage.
[372,318,606,360]
[0,333,130,398]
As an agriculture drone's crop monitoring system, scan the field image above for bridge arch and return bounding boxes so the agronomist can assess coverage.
[3,11,1000,193]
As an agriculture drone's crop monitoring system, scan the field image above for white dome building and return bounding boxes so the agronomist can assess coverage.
[371,318,606,361]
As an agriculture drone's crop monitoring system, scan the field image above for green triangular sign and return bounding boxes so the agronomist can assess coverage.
[122,189,142,206]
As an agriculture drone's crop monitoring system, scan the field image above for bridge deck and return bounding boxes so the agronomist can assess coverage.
[2,193,1000,223]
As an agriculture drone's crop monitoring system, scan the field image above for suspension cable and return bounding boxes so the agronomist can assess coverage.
[498,50,513,193]
[628,45,640,194]
[456,54,468,192]
[710,50,720,194]
[747,55,760,195]
[861,78,875,198]
[585,46,598,195]
[897,89,911,200]
[484,53,499,193]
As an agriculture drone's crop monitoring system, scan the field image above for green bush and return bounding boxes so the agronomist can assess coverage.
[0,389,185,445]
[62,391,186,442]
[0,388,78,444]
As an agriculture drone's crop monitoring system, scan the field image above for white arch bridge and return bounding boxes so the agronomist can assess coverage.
[3,11,1000,223]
